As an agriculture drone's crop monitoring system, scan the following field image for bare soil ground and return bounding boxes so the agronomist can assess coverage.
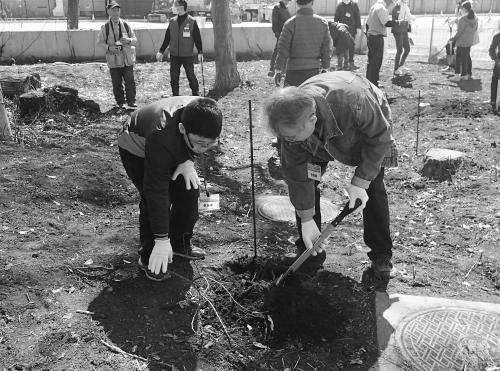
[1,55,499,371]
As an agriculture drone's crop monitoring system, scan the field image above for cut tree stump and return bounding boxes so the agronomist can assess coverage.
[18,91,46,116]
[0,73,41,98]
[421,148,464,181]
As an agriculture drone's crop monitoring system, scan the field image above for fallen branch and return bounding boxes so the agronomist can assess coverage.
[100,340,148,363]
[464,252,483,279]
[76,309,94,315]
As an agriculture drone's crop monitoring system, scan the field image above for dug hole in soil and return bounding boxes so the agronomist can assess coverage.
[0,55,499,370]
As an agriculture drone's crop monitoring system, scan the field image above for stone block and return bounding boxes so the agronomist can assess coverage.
[421,148,464,181]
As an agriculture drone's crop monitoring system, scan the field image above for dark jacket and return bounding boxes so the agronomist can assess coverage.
[272,1,291,37]
[328,21,355,54]
[159,14,203,56]
[489,31,500,60]
[452,14,478,48]
[280,72,397,220]
[117,97,199,239]
[334,1,361,35]
[275,7,332,71]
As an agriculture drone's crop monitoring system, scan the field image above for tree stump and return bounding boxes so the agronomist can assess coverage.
[421,148,464,181]
[0,73,41,98]
[19,91,46,116]
[45,86,79,114]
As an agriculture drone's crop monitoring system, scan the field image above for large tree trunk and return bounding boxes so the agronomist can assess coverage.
[0,85,12,141]
[0,73,41,98]
[67,0,79,30]
[211,0,240,92]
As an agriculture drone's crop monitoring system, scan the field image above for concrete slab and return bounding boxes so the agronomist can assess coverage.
[374,293,500,370]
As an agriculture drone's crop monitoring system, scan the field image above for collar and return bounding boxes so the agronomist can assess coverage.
[297,7,314,15]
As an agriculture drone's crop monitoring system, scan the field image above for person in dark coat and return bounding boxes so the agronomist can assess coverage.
[489,31,500,114]
[268,0,291,77]
[334,0,361,70]
[328,21,355,71]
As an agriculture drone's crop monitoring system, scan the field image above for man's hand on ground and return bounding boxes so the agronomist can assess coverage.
[149,239,173,274]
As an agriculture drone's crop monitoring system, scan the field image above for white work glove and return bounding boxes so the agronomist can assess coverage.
[198,53,204,63]
[171,160,200,190]
[148,239,173,274]
[156,51,163,62]
[356,28,362,37]
[300,219,324,255]
[346,184,369,212]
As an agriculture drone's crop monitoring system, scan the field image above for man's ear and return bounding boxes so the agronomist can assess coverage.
[178,122,186,134]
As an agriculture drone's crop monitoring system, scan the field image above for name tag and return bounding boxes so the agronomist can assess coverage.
[183,26,190,38]
[307,163,322,181]
[198,194,220,212]
[346,12,351,17]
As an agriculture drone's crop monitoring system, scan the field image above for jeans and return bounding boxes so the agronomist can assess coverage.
[295,167,393,261]
[366,34,384,87]
[270,36,279,72]
[170,55,199,96]
[109,65,136,105]
[491,62,499,106]
[348,32,356,63]
[284,68,319,87]
[455,46,472,76]
[119,147,200,264]
[337,51,350,69]
[394,31,410,70]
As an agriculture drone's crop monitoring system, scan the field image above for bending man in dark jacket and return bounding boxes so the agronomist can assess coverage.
[156,0,203,96]
[269,0,291,77]
[118,97,222,281]
[488,31,500,114]
[334,0,362,70]
[264,71,398,288]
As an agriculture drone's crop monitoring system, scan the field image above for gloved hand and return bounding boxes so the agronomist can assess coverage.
[149,239,173,274]
[156,51,163,62]
[320,68,327,73]
[198,53,204,63]
[356,28,362,37]
[274,71,283,86]
[300,219,323,255]
[346,184,369,212]
[172,160,200,190]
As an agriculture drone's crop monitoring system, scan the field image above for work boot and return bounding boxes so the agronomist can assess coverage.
[281,239,326,272]
[172,233,206,260]
[361,257,393,291]
[138,257,171,282]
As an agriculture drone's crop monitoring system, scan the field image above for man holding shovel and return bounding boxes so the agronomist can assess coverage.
[263,71,398,285]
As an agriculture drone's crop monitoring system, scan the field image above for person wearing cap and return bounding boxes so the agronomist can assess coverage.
[268,0,291,77]
[156,0,203,96]
[274,0,332,87]
[97,1,137,109]
[118,96,222,281]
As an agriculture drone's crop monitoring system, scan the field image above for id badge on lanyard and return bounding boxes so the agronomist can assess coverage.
[307,163,322,181]
[183,25,190,38]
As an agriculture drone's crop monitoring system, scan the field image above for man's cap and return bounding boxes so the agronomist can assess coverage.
[296,0,313,5]
[107,1,120,9]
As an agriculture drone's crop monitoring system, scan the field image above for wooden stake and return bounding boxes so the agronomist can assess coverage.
[249,100,257,258]
[415,90,420,155]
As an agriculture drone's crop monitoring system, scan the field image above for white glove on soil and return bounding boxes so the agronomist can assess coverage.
[172,160,200,190]
[149,239,173,274]
[347,184,369,212]
[300,219,323,255]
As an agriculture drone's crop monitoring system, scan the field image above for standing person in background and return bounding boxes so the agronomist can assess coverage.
[365,0,396,87]
[97,1,137,109]
[442,1,462,72]
[268,0,291,77]
[156,0,203,96]
[489,30,500,114]
[391,0,415,76]
[449,0,478,82]
[274,0,332,87]
[328,21,355,71]
[334,0,362,70]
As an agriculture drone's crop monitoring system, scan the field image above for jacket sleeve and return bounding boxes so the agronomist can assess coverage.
[126,23,137,46]
[451,17,465,42]
[320,23,333,69]
[143,132,176,239]
[275,19,294,71]
[334,5,341,22]
[159,27,171,53]
[351,89,394,189]
[96,25,108,50]
[272,5,280,34]
[192,21,203,52]
[354,4,361,29]
[376,6,390,27]
[489,33,500,60]
[281,143,317,221]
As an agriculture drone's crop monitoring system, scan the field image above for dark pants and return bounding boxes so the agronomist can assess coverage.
[270,36,279,72]
[170,55,199,96]
[296,167,393,261]
[348,31,356,63]
[491,62,499,106]
[394,31,410,70]
[284,68,319,87]
[119,147,200,264]
[455,46,472,76]
[110,65,136,105]
[366,34,384,87]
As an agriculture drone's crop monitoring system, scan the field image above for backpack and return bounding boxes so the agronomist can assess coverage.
[104,20,131,42]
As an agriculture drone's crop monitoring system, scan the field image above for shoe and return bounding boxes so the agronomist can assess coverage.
[138,257,171,281]
[361,257,393,291]
[371,257,393,280]
[116,103,125,109]
[192,92,200,96]
[349,62,358,70]
[271,137,279,148]
[127,103,137,108]
[343,64,350,71]
[281,239,326,273]
[267,70,275,77]
[400,66,410,72]
[441,65,452,72]
[394,69,401,76]
[461,75,470,81]
[450,74,461,82]
[171,234,206,260]
[173,245,205,260]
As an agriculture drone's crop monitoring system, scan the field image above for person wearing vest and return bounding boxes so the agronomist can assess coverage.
[156,0,203,97]
[274,0,332,88]
[365,0,397,87]
[488,31,500,114]
[97,1,137,108]
[117,96,222,281]
[268,0,291,77]
[334,0,362,70]
[391,0,415,76]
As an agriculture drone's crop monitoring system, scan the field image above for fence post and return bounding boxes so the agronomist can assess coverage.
[428,17,435,63]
